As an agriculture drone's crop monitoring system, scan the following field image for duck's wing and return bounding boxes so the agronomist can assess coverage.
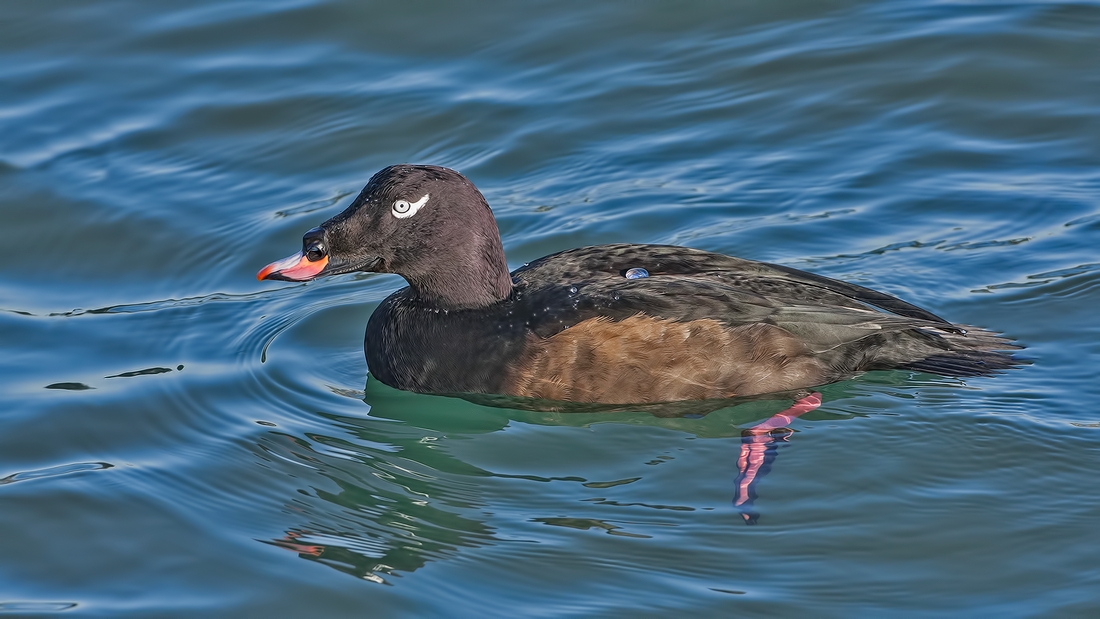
[519,269,957,351]
[514,244,956,329]
[510,245,1020,383]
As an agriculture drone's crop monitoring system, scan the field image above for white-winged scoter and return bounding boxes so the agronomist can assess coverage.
[258,164,1021,404]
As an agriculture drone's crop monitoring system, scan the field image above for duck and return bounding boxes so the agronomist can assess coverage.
[258,164,1020,405]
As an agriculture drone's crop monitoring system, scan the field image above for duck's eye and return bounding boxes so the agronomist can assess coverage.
[305,242,326,262]
[391,194,430,219]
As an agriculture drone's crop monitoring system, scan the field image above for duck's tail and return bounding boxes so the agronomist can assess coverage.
[896,325,1026,378]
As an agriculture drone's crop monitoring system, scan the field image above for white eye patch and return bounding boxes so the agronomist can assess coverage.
[391,194,430,219]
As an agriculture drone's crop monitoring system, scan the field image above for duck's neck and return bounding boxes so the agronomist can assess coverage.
[404,235,514,310]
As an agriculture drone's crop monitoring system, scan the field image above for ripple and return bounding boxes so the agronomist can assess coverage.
[0,462,113,486]
[1064,212,1100,229]
[44,382,94,391]
[582,477,642,489]
[104,366,177,379]
[583,498,696,512]
[975,262,1100,296]
[0,602,78,613]
[45,289,292,318]
[533,517,653,538]
[941,237,1031,251]
[274,190,356,219]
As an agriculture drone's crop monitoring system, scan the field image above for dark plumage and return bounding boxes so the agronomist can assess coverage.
[258,164,1022,405]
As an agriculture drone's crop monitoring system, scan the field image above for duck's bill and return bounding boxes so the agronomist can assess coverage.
[257,251,329,281]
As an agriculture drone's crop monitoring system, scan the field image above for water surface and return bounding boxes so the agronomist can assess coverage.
[2,1,1099,616]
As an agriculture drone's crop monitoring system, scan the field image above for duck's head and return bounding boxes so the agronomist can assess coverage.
[258,164,512,308]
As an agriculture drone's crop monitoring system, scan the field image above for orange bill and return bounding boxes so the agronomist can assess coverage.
[257,251,329,281]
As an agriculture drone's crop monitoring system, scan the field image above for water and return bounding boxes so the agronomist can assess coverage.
[2,1,1099,616]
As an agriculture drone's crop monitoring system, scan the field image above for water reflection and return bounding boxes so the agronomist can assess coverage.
[255,423,496,584]
[259,385,840,582]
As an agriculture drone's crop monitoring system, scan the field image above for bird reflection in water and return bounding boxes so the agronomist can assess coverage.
[265,391,826,582]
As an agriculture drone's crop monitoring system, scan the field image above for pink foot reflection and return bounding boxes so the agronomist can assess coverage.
[734,392,822,524]
[271,530,324,557]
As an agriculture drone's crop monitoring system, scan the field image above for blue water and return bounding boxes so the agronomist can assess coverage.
[2,1,1099,616]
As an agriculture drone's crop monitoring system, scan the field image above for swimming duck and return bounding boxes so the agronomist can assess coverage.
[258,164,1019,404]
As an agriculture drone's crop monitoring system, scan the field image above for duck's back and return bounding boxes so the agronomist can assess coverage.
[366,244,1019,404]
